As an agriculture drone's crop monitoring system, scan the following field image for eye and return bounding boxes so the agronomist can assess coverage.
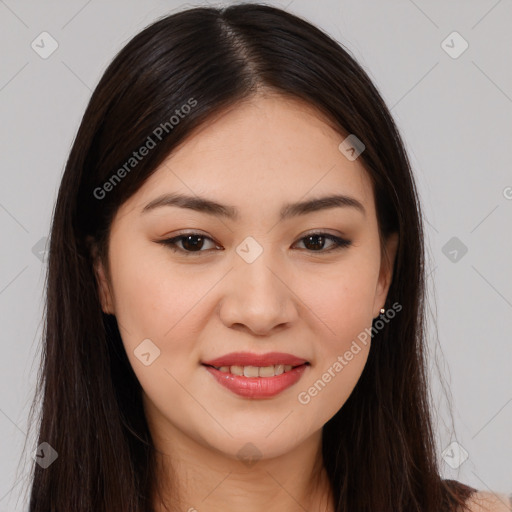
[292,231,352,252]
[157,231,351,255]
[158,233,221,254]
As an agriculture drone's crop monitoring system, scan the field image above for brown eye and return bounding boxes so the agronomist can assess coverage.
[179,234,207,251]
[159,233,220,254]
[294,233,352,252]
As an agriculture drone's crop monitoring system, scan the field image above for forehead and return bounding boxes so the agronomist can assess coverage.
[118,93,376,222]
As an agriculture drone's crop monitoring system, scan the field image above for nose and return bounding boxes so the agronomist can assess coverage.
[218,252,299,336]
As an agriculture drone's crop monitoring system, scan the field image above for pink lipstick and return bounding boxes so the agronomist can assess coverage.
[202,351,309,399]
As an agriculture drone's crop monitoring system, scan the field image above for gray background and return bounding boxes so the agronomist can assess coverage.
[1,0,511,510]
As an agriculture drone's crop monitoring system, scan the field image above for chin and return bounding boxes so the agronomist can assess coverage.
[206,429,307,463]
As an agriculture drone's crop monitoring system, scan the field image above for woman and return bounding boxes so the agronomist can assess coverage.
[24,3,510,511]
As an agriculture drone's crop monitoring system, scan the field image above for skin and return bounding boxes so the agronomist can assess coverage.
[467,492,512,512]
[92,92,399,512]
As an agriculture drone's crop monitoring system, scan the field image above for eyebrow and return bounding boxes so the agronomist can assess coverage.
[141,192,366,220]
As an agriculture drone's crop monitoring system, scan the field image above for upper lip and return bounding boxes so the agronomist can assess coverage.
[202,352,309,368]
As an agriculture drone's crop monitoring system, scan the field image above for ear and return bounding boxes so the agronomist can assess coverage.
[87,236,115,315]
[373,232,399,318]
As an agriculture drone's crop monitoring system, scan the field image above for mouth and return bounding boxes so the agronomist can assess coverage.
[200,352,310,398]
[202,362,310,377]
[201,361,310,399]
[201,351,309,370]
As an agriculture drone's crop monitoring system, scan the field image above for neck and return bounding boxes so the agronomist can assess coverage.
[150,421,334,512]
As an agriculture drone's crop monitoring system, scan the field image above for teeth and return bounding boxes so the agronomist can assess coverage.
[216,364,296,377]
[243,365,259,377]
[230,365,244,376]
[260,365,279,377]
[274,364,285,376]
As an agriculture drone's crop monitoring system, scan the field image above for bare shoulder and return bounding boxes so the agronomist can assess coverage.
[465,490,512,512]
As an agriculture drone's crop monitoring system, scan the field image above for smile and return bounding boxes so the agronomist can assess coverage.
[202,363,310,398]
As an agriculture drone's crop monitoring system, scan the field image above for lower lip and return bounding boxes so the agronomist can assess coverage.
[203,364,309,399]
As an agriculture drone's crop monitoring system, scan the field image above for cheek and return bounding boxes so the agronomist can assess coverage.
[109,255,214,415]
[108,247,210,361]
[291,254,377,420]
[295,278,375,428]
[297,254,379,348]
[296,344,369,434]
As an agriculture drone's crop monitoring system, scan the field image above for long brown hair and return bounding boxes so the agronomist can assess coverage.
[23,3,476,511]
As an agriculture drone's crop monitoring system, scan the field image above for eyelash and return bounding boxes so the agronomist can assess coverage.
[157,231,352,256]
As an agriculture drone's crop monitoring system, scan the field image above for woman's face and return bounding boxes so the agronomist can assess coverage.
[94,93,397,460]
